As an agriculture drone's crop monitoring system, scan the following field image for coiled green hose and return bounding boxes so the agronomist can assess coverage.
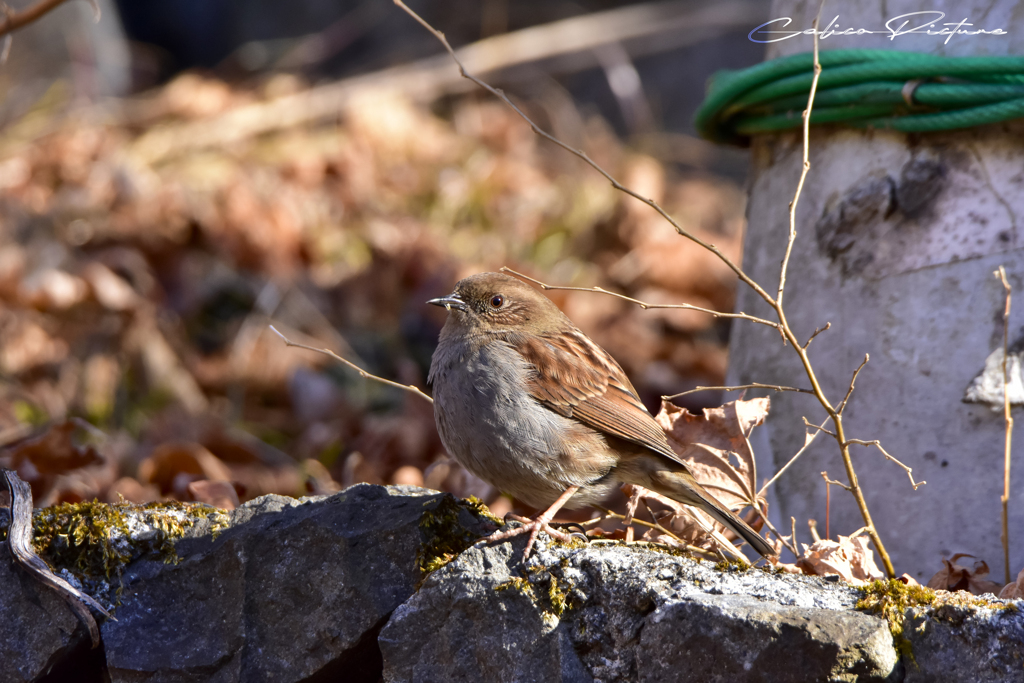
[694,50,1024,145]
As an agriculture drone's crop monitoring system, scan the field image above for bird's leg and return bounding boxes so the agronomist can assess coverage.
[621,484,645,543]
[477,485,580,560]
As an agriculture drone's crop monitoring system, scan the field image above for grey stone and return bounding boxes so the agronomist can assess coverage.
[101,484,496,683]
[0,544,90,683]
[902,600,1024,683]
[379,536,901,683]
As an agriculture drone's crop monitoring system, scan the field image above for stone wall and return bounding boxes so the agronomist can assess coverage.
[3,485,1022,682]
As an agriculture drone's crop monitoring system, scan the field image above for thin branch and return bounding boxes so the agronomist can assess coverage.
[821,471,851,491]
[802,416,835,438]
[808,518,821,543]
[758,418,829,497]
[749,503,798,556]
[665,383,813,400]
[844,439,925,490]
[802,322,831,349]
[0,0,70,38]
[775,13,823,307]
[3,469,110,648]
[996,265,1014,585]
[500,267,781,329]
[392,0,779,310]
[269,325,433,404]
[591,506,719,560]
[837,354,870,415]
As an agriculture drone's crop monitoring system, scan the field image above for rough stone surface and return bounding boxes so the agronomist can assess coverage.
[101,485,495,683]
[903,601,1024,682]
[379,536,902,682]
[0,543,90,683]
[6,486,1024,682]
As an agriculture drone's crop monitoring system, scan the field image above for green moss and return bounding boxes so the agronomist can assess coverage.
[856,579,1017,665]
[416,495,498,576]
[495,556,582,620]
[31,499,230,580]
[714,557,752,572]
[496,575,537,599]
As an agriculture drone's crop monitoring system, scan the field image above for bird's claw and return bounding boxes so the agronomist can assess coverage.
[476,518,575,561]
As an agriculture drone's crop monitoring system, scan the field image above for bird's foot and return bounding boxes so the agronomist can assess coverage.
[477,516,574,561]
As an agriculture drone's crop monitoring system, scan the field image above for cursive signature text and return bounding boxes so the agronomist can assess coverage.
[750,12,1007,45]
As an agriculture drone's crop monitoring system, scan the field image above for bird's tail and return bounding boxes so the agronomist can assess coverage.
[643,467,776,559]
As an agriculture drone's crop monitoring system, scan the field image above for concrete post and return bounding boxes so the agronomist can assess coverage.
[730,0,1024,579]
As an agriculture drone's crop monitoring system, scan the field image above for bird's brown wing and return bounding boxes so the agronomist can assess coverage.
[511,328,686,466]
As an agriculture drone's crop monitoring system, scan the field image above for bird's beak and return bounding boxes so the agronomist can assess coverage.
[427,294,468,312]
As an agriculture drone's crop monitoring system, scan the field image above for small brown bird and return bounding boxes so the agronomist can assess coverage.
[428,272,775,560]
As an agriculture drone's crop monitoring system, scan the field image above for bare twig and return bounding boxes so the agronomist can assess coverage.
[393,0,777,308]
[269,325,433,404]
[758,418,829,496]
[808,518,822,542]
[3,469,110,648]
[802,416,835,438]
[837,354,870,415]
[665,383,813,400]
[996,265,1014,585]
[821,471,851,491]
[591,506,719,560]
[756,512,799,557]
[802,322,831,349]
[775,9,823,307]
[0,0,70,38]
[500,267,781,329]
[845,439,925,490]
[790,516,798,551]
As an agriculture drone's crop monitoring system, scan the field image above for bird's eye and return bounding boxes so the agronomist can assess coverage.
[490,295,504,308]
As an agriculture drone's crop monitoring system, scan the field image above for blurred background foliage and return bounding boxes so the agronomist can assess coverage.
[0,0,766,520]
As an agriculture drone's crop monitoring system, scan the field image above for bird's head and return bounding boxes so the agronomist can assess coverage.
[428,272,569,337]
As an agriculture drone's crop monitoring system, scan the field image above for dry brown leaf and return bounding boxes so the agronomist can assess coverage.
[897,573,921,587]
[83,262,139,311]
[999,567,1024,600]
[927,554,1005,596]
[0,316,68,374]
[0,421,102,501]
[796,535,885,586]
[187,479,240,510]
[655,398,769,514]
[139,442,233,498]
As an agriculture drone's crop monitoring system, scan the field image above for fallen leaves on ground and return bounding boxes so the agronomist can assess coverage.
[0,70,744,517]
[926,554,1004,596]
[795,534,886,586]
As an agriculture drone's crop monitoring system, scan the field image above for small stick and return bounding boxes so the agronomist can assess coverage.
[500,267,781,330]
[0,0,70,38]
[844,439,925,490]
[808,518,822,543]
[790,516,798,552]
[837,354,870,414]
[3,469,111,647]
[269,325,433,404]
[822,472,832,539]
[802,322,831,349]
[591,506,719,560]
[821,471,851,492]
[802,416,836,438]
[665,383,814,400]
[758,418,829,496]
[996,265,1014,585]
